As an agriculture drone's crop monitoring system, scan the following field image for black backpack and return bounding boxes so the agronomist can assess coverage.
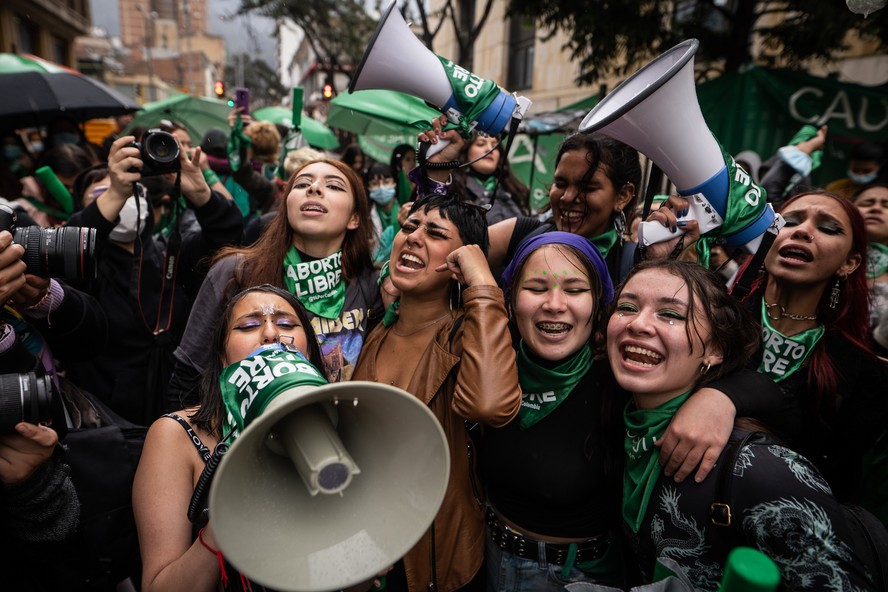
[711,431,888,591]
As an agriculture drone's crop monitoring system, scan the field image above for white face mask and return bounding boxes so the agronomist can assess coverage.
[109,195,149,243]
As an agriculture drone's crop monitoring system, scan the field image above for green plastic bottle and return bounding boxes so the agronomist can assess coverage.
[719,547,780,592]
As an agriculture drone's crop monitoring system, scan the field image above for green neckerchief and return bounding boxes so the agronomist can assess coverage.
[867,243,888,278]
[227,114,252,173]
[516,341,592,430]
[758,300,824,383]
[695,142,771,268]
[623,391,692,533]
[219,345,327,442]
[434,56,502,138]
[589,227,618,260]
[481,175,497,194]
[379,201,400,230]
[283,246,345,319]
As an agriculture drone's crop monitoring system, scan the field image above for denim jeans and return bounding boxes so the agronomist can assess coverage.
[484,525,622,592]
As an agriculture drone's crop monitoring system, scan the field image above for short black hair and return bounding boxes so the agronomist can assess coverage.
[408,191,490,256]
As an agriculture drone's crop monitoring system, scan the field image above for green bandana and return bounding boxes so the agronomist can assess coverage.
[695,143,772,268]
[219,345,327,442]
[758,301,824,382]
[227,114,252,173]
[589,228,618,260]
[788,124,824,171]
[867,243,888,278]
[623,391,692,533]
[516,341,592,430]
[481,175,497,194]
[283,246,345,319]
[435,56,504,138]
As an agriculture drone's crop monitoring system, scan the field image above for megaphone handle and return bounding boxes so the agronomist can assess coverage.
[424,138,451,159]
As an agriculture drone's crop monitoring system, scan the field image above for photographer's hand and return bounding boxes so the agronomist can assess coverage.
[0,230,27,302]
[99,135,142,222]
[0,422,58,486]
[180,146,212,207]
[8,274,51,311]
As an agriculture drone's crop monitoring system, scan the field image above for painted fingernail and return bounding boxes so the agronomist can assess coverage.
[671,225,676,232]
[677,221,687,227]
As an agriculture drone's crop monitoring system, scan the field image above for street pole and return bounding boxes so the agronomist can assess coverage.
[183,0,194,95]
[137,5,157,101]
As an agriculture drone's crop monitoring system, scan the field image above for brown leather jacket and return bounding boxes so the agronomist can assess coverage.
[352,285,521,592]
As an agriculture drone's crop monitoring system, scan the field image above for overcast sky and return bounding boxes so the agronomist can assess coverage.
[89,0,278,67]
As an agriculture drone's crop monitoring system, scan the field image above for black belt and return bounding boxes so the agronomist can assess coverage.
[486,509,610,565]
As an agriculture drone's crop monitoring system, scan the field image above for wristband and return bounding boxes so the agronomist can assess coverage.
[198,527,230,587]
[202,169,221,186]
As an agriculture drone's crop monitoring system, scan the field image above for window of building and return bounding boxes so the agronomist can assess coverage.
[52,37,68,66]
[15,15,39,54]
[507,16,535,91]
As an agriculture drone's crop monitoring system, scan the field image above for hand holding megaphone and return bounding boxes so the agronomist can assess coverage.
[638,193,722,248]
[640,196,704,258]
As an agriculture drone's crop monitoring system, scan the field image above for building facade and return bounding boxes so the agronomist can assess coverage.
[0,0,91,66]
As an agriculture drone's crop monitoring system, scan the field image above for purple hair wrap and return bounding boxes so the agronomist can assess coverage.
[501,231,614,306]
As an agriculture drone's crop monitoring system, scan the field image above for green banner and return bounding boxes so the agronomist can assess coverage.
[698,66,888,187]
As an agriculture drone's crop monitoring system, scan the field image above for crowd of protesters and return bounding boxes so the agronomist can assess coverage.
[0,98,887,592]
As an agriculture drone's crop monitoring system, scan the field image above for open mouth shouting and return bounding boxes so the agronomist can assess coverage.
[558,209,586,231]
[622,344,663,368]
[777,245,813,264]
[396,252,426,273]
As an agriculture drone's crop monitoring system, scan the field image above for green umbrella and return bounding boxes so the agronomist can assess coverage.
[327,89,441,136]
[124,94,230,144]
[252,106,340,150]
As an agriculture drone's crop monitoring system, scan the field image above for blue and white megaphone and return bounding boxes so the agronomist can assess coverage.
[580,39,781,253]
[349,1,531,156]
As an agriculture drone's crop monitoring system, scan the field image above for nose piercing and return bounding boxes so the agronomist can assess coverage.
[617,312,624,317]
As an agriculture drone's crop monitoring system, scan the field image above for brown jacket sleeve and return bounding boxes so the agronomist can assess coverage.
[451,284,521,427]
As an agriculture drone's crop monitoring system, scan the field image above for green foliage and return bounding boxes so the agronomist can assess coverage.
[507,0,888,86]
[236,0,375,75]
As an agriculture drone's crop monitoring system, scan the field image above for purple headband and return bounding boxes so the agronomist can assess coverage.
[501,231,614,307]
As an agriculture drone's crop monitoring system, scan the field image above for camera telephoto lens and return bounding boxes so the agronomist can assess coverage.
[13,225,98,280]
[0,373,53,434]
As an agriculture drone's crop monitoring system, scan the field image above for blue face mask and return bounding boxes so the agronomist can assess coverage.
[30,141,43,154]
[2,146,22,161]
[369,185,396,205]
[849,170,878,185]
[53,133,80,145]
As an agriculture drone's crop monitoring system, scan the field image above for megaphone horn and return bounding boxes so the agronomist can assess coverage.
[350,0,531,156]
[580,39,776,250]
[209,381,450,592]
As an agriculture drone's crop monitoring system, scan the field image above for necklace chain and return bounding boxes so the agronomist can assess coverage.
[764,302,817,322]
[391,313,451,337]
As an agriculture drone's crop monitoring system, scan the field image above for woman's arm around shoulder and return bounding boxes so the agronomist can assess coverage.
[132,415,221,592]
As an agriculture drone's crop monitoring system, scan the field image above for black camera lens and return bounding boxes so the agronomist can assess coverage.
[144,131,180,164]
[13,225,97,280]
[0,373,53,434]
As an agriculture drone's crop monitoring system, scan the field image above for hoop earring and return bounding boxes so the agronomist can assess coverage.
[829,275,843,309]
[449,281,462,312]
[700,362,712,376]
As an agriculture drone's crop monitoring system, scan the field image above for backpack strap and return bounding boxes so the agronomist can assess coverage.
[710,431,770,528]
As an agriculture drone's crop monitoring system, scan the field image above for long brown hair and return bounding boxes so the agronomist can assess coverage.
[213,158,373,288]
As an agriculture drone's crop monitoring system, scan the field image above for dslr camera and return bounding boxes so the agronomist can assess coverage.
[129,129,181,177]
[0,205,97,279]
[0,372,53,435]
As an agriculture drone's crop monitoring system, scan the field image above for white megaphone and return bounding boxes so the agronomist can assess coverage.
[580,39,779,252]
[209,381,450,592]
[349,0,531,156]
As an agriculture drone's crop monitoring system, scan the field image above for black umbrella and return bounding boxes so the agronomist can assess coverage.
[0,53,140,131]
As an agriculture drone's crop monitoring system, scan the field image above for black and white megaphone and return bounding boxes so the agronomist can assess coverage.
[580,39,781,252]
[209,381,450,592]
[349,0,531,156]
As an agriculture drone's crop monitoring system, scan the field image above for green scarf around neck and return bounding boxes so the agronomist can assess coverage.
[283,246,345,319]
[758,300,824,383]
[589,227,618,260]
[623,391,692,533]
[516,341,592,430]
